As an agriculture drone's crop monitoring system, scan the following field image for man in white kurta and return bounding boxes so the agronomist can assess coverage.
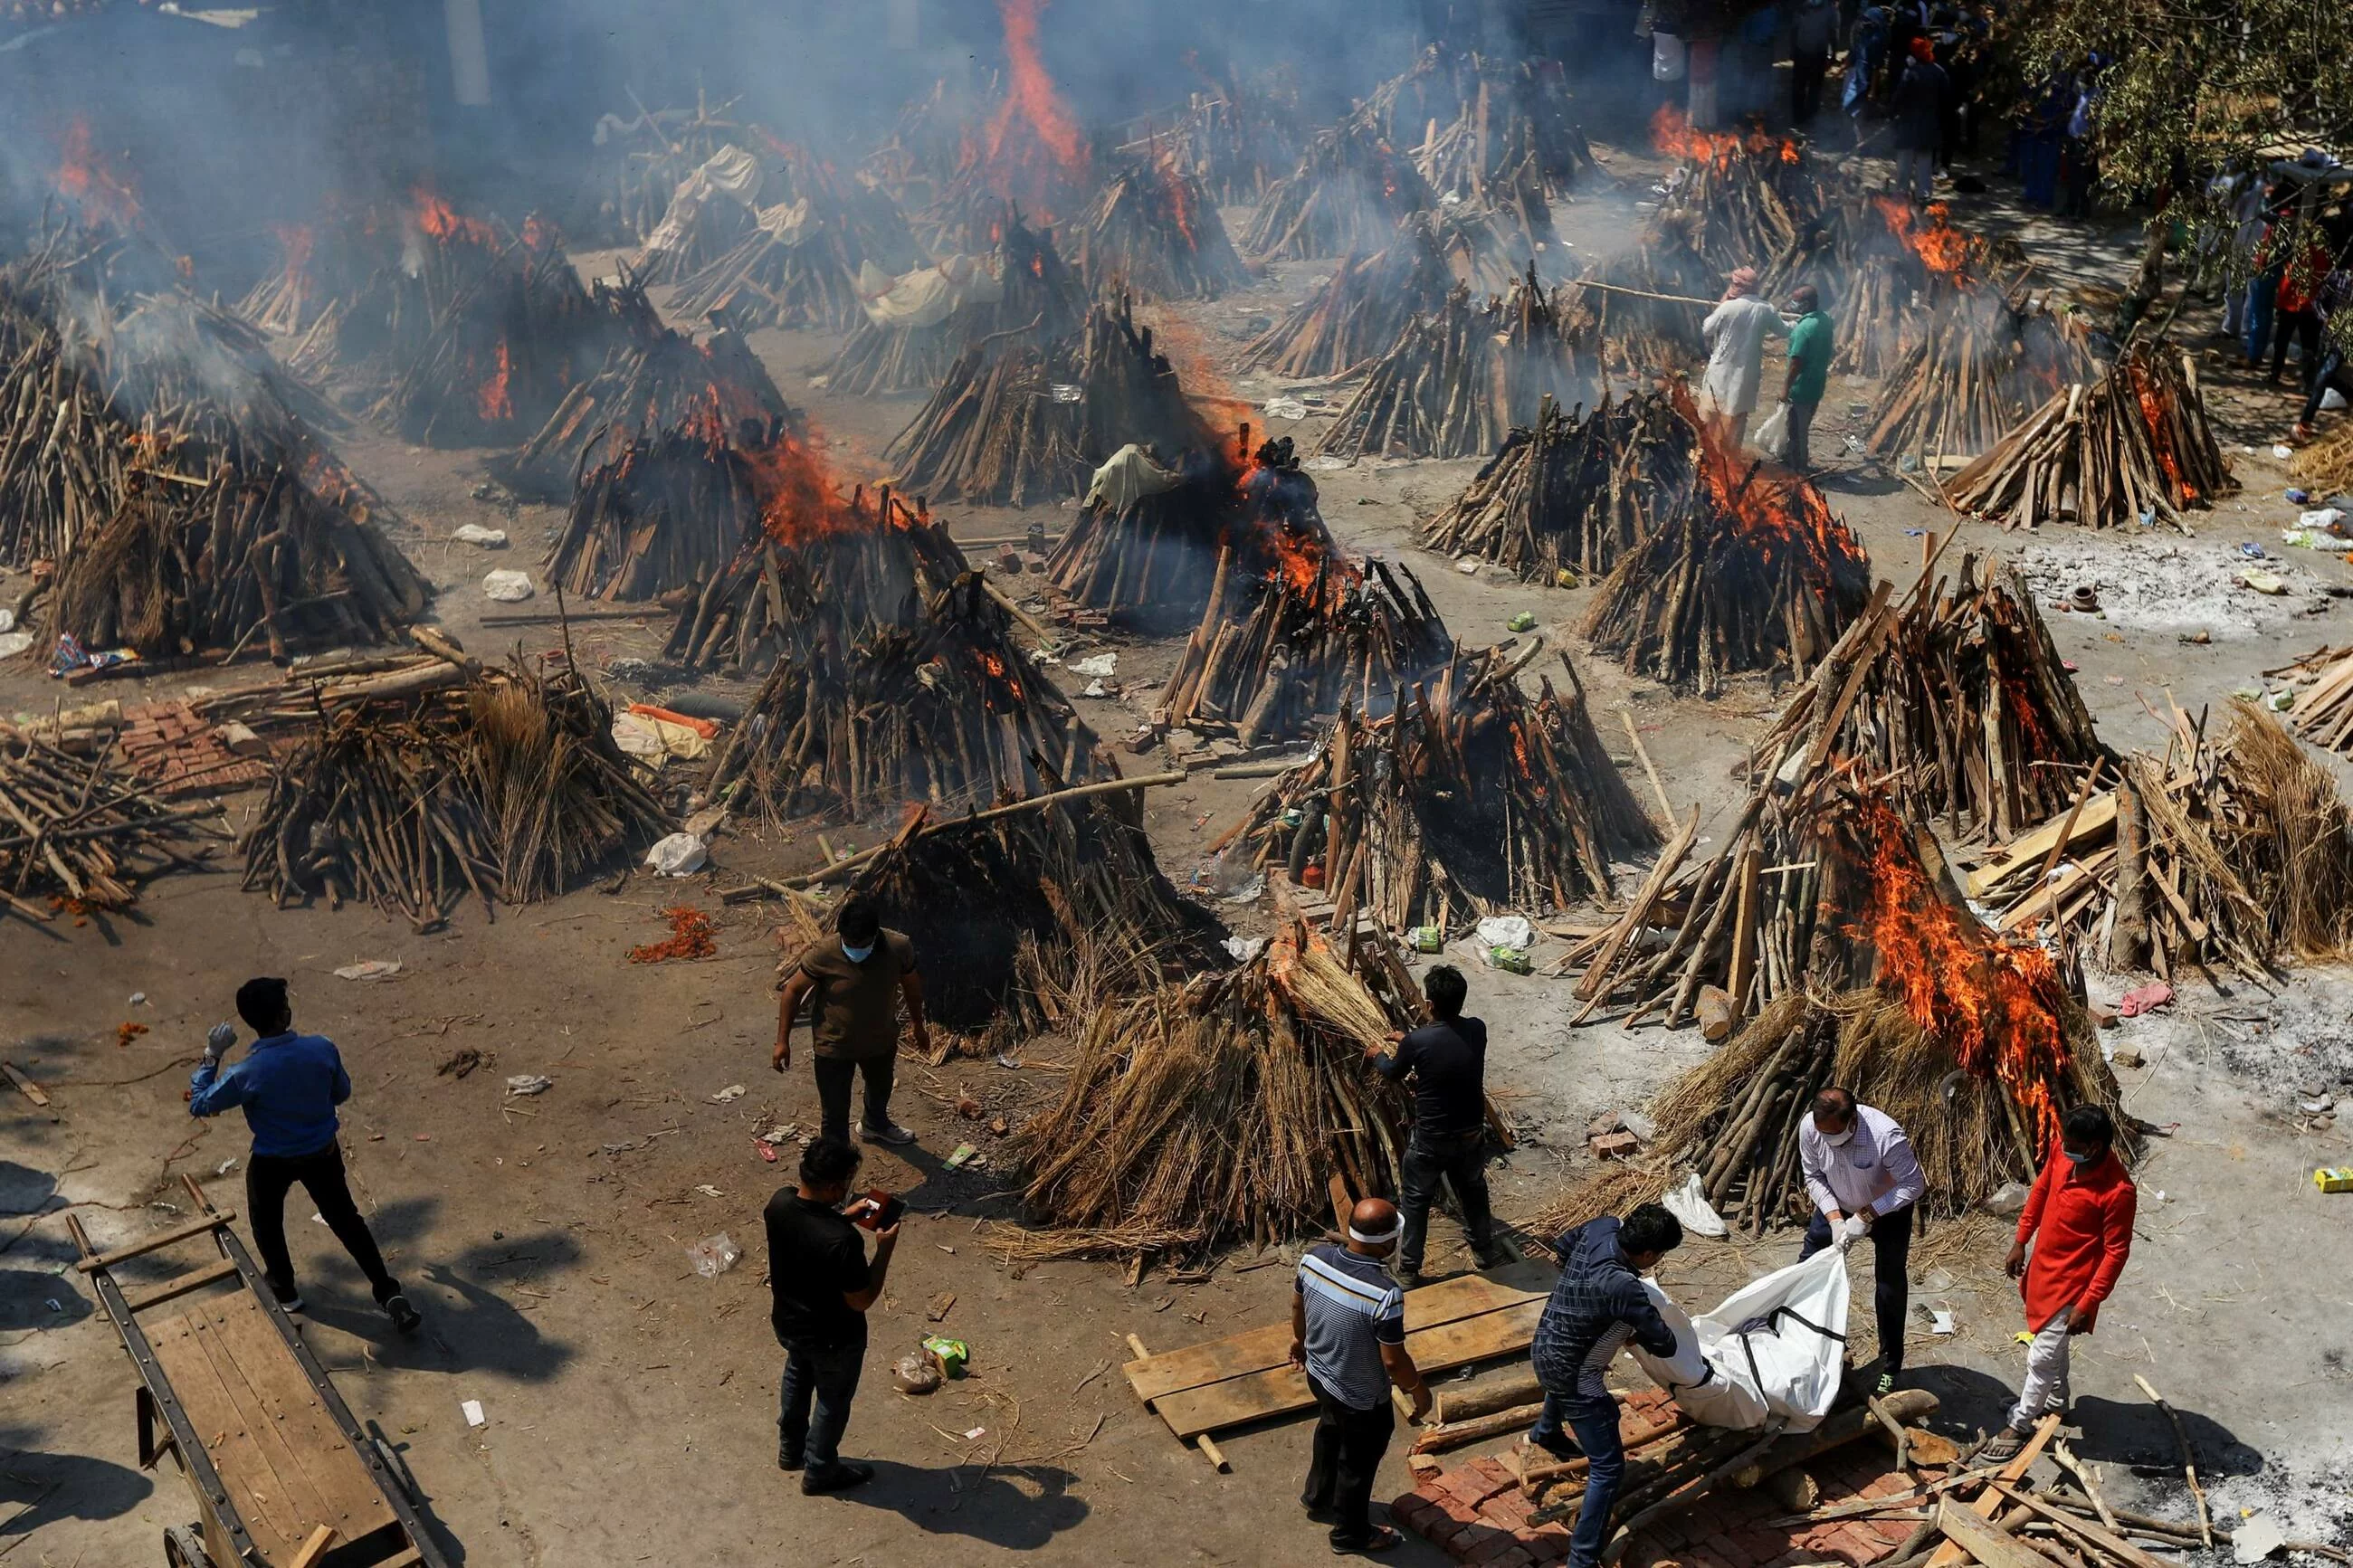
[1700,266,1788,451]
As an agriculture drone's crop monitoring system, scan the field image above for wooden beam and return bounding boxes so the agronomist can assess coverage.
[74,1211,234,1273]
[1984,1482,2175,1568]
[2,1060,50,1108]
[1923,1413,2058,1568]
[122,1259,239,1314]
[1937,1497,2047,1568]
[289,1525,338,1568]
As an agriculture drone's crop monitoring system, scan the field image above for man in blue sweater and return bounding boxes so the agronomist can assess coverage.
[189,977,421,1332]
[1527,1204,1683,1568]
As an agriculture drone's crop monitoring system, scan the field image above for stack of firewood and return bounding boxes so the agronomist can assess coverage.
[1863,288,2101,466]
[0,285,123,565]
[545,415,796,603]
[494,276,796,501]
[666,154,929,333]
[1762,192,2031,379]
[1241,113,1436,262]
[1748,552,2109,841]
[242,651,672,929]
[1073,154,1252,300]
[1581,414,1870,694]
[704,570,1106,821]
[1969,698,2353,977]
[1417,391,1699,583]
[1407,59,1595,203]
[1551,224,1716,384]
[1137,82,1303,205]
[1313,271,1582,461]
[663,481,960,675]
[1005,923,1415,1259]
[832,794,1226,1036]
[823,208,1082,398]
[1229,643,1657,927]
[1157,547,1453,747]
[1652,111,1825,278]
[0,734,214,920]
[885,294,1205,507]
[1238,216,1459,381]
[1944,341,2235,528]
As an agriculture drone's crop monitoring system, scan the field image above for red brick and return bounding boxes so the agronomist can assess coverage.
[1484,1492,1534,1526]
[1443,1468,1500,1506]
[1491,1551,1538,1568]
[1525,1532,1574,1565]
[1683,1546,1737,1568]
[1861,1474,1907,1499]
[1464,1531,1527,1565]
[1732,1526,1789,1561]
[1646,1517,1690,1550]
[1394,1494,1439,1529]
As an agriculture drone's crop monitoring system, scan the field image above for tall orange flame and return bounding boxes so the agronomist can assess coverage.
[411,186,497,249]
[977,0,1091,211]
[1870,195,1971,280]
[474,340,514,422]
[1650,104,1797,169]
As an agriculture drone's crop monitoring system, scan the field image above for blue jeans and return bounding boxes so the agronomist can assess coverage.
[779,1328,865,1468]
[1530,1392,1624,1568]
[2244,274,2280,366]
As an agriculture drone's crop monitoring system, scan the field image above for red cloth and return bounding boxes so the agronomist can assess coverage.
[2015,1149,2136,1332]
[1908,36,1935,62]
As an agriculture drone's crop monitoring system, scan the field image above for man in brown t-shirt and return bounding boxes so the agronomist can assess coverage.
[772,897,929,1145]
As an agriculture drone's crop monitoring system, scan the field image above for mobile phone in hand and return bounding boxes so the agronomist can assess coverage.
[849,1190,904,1231]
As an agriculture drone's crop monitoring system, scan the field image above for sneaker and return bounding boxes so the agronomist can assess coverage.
[385,1294,423,1334]
[272,1293,306,1316]
[778,1450,805,1472]
[802,1459,875,1496]
[859,1121,918,1146]
[1872,1369,1899,1398]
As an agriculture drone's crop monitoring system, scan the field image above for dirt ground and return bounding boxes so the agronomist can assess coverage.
[5,123,2352,1567]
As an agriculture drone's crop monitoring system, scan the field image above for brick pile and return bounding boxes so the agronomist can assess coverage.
[1393,1388,1920,1568]
[115,701,271,796]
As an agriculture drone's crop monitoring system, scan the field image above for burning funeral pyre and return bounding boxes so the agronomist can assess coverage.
[313,195,612,447]
[242,649,672,930]
[1238,211,1492,382]
[662,143,929,333]
[1944,340,2235,529]
[1072,151,1251,300]
[884,294,1205,507]
[822,208,1082,398]
[1749,552,2108,841]
[1417,390,1700,583]
[494,275,797,502]
[1240,111,1436,262]
[1227,643,1658,927]
[587,90,764,245]
[1649,107,1825,278]
[1766,194,2029,379]
[914,4,1095,254]
[5,280,429,661]
[1401,57,1595,204]
[1312,271,1585,461]
[1580,402,1871,694]
[1862,285,2101,467]
[820,794,1227,1038]
[1005,923,1424,1259]
[1128,79,1304,206]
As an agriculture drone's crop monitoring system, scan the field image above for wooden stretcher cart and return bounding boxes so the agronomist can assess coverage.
[67,1175,451,1568]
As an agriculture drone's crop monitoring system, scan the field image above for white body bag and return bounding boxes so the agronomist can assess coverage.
[1629,1247,1849,1432]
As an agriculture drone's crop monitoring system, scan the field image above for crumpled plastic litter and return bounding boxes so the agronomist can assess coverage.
[1662,1172,1728,1238]
[686,1232,742,1278]
[504,1074,554,1097]
[1474,915,1534,950]
[482,569,535,602]
[1262,395,1309,421]
[644,832,707,876]
[2117,980,2174,1017]
[332,960,402,981]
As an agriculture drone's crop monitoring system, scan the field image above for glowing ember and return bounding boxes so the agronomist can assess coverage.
[474,340,514,422]
[1871,195,1971,280]
[55,118,142,230]
[1844,792,2072,1155]
[1650,104,1796,168]
[412,186,498,249]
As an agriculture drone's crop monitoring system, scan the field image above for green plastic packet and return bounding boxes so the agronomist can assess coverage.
[922,1335,970,1377]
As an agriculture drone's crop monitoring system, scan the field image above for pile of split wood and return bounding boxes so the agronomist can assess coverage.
[1762,192,2029,379]
[1863,288,2100,467]
[702,566,1105,819]
[1405,57,1593,204]
[1228,644,1657,928]
[1945,341,2234,529]
[1156,546,1454,747]
[1242,113,1436,262]
[1314,271,1583,461]
[805,792,1225,1037]
[1073,155,1252,300]
[1005,926,1416,1259]
[1652,112,1825,278]
[823,210,1083,398]
[494,276,797,501]
[885,294,1206,507]
[1748,552,2108,841]
[1140,82,1303,205]
[1418,391,1699,583]
[0,736,217,922]
[1237,214,1462,381]
[544,413,800,603]
[242,648,671,930]
[1550,227,1715,383]
[1969,698,2353,979]
[667,155,929,333]
[1581,425,1870,694]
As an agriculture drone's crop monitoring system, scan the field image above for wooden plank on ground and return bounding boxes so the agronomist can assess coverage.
[1924,1413,2059,1568]
[1936,1497,2045,1568]
[1150,1297,1548,1440]
[75,1211,235,1272]
[1124,1260,1550,1403]
[1967,794,2118,897]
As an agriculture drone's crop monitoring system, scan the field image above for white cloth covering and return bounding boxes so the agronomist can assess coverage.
[1700,294,1789,417]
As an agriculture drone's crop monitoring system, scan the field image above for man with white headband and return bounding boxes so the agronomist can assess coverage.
[1796,1086,1925,1397]
[1291,1197,1429,1554]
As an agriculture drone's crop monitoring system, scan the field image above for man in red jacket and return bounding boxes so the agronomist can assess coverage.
[1985,1103,2135,1459]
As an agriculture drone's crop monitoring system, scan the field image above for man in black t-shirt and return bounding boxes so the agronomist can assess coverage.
[764,1136,900,1494]
[1369,965,1499,1285]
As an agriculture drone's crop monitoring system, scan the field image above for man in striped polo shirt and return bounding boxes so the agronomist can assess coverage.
[1290,1197,1431,1554]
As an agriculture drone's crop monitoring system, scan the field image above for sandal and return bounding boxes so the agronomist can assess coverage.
[1332,1525,1404,1555]
[1980,1426,2030,1464]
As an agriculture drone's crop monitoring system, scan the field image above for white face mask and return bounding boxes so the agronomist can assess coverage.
[842,941,875,964]
[1823,1126,1856,1147]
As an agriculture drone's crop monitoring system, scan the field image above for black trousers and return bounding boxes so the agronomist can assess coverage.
[2272,308,2322,385]
[1800,1202,1915,1372]
[1396,1128,1493,1277]
[1301,1371,1394,1548]
[1784,399,1821,470]
[245,1143,400,1305]
[1791,49,1827,124]
[812,1053,896,1145]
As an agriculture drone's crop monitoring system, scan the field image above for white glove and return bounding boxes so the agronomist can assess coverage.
[204,1022,237,1061]
[1834,1214,1869,1252]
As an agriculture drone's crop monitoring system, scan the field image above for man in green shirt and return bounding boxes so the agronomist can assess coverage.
[1779,285,1834,470]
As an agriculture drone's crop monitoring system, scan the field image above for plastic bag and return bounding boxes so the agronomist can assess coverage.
[1662,1172,1729,1239]
[893,1350,943,1394]
[686,1232,742,1278]
[1474,915,1534,950]
[1630,1249,1849,1432]
[482,569,535,602]
[1652,31,1687,80]
[1753,402,1790,458]
[644,832,708,876]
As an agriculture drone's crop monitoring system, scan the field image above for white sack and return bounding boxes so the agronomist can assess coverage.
[1630,1247,1849,1432]
[853,253,1004,330]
